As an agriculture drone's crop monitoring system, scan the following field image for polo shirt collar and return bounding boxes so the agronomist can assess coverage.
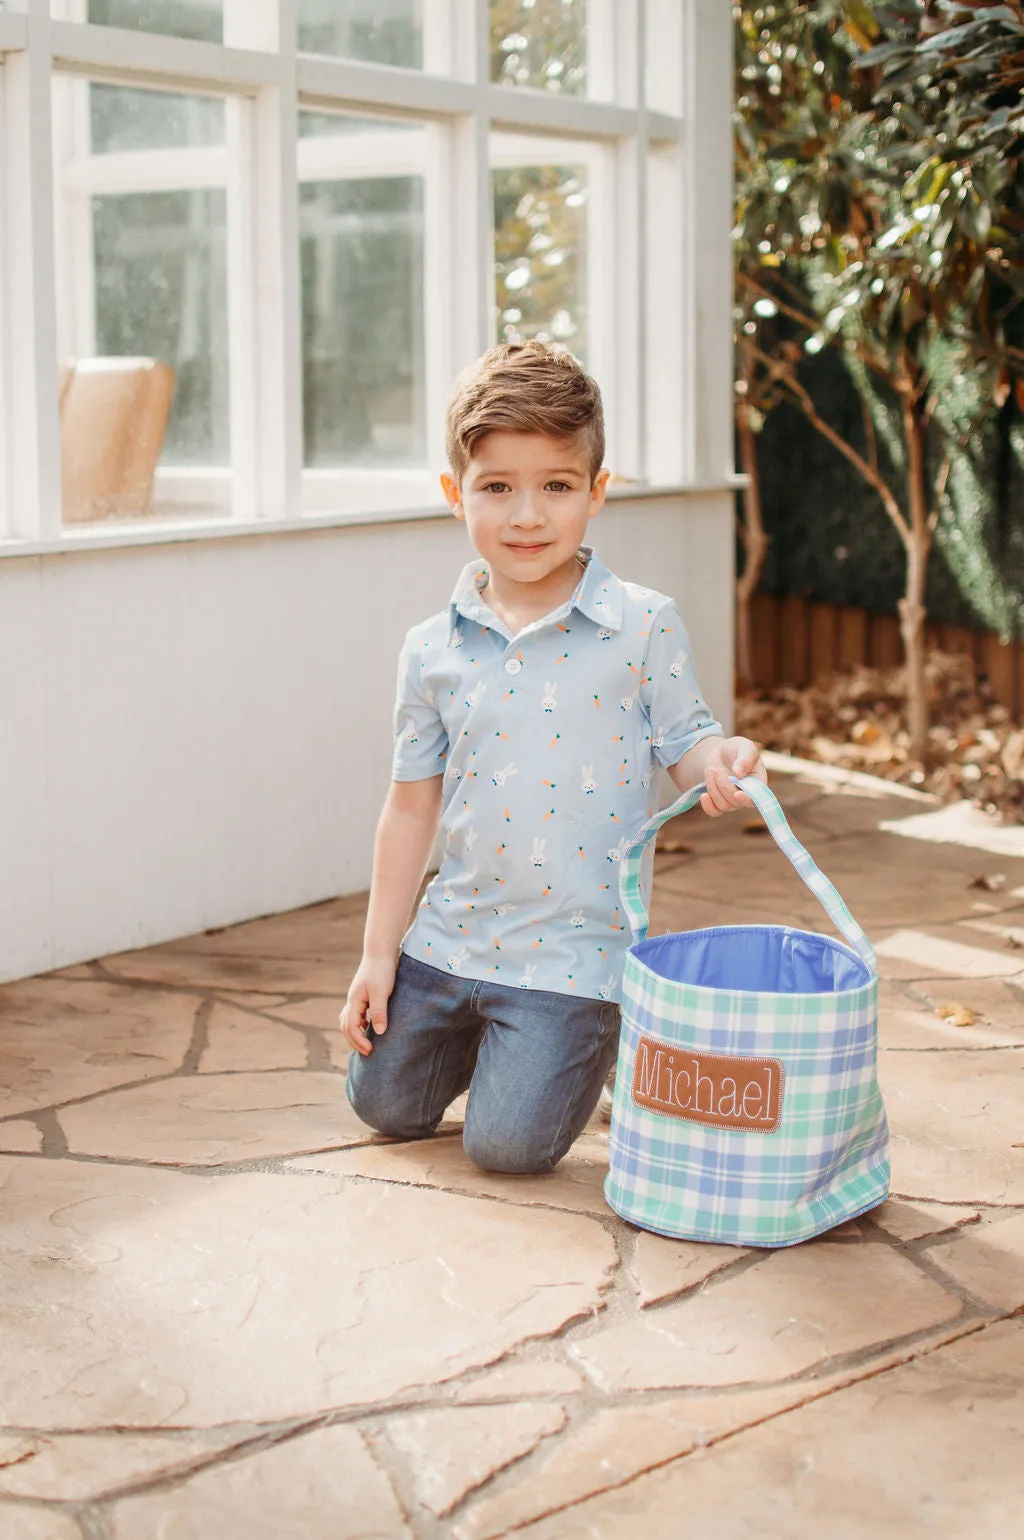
[574,548,625,630]
[448,561,491,642]
[447,547,624,644]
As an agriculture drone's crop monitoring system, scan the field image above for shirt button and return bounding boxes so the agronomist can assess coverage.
[504,658,522,675]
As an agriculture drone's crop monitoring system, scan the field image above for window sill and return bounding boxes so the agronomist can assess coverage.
[0,478,745,561]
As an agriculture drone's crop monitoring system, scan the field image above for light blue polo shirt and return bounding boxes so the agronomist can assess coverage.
[392,548,723,1002]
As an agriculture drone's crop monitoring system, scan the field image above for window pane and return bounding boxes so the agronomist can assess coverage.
[298,0,422,68]
[81,0,222,42]
[493,162,588,359]
[299,110,408,140]
[490,0,587,95]
[91,190,229,468]
[299,116,426,467]
[53,74,232,526]
[90,85,224,154]
[55,186,229,526]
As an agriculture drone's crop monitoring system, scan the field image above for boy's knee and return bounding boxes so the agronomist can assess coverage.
[462,1121,557,1176]
[345,1058,434,1141]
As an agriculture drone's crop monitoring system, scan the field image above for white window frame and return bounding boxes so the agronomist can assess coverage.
[0,0,734,552]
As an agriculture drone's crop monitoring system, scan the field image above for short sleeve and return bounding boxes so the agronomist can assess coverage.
[639,602,724,768]
[391,632,449,781]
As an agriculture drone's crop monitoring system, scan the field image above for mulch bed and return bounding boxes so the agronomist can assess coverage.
[736,650,1024,822]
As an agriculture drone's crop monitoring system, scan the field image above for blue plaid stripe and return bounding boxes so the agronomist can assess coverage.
[607,778,889,1247]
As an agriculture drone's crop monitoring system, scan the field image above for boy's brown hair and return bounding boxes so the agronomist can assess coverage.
[446,341,605,486]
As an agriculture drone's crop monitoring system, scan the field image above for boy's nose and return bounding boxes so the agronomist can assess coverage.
[509,496,545,527]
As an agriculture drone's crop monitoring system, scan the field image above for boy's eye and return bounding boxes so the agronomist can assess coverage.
[545,481,571,493]
[483,481,510,494]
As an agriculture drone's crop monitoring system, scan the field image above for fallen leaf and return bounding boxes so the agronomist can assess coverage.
[656,839,693,855]
[969,873,1007,892]
[742,820,769,835]
[936,1002,977,1027]
[735,648,1024,824]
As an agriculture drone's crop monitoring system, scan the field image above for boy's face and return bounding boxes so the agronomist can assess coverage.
[441,431,609,594]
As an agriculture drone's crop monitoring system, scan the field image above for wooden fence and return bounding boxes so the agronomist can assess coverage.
[749,592,1024,717]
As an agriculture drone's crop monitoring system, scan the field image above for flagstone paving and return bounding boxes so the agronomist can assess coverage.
[1,761,1022,1538]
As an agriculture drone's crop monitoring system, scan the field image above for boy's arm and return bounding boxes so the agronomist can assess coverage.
[637,598,766,817]
[668,735,767,817]
[340,775,443,1055]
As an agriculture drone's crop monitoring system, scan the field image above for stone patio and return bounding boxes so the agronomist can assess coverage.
[1,760,1022,1539]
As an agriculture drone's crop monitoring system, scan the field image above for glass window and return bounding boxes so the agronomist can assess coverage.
[299,110,408,141]
[297,0,422,69]
[91,189,229,469]
[298,114,426,468]
[90,86,224,154]
[52,75,231,524]
[77,0,223,42]
[493,160,589,359]
[490,0,587,95]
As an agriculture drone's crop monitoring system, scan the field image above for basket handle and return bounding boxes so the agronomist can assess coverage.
[619,775,876,971]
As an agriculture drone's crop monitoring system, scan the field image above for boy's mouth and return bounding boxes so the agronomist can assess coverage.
[505,542,550,553]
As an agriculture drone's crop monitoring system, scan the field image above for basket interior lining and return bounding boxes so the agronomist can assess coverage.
[635,926,871,995]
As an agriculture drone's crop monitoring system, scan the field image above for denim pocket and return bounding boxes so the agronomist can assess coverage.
[599,1001,622,1037]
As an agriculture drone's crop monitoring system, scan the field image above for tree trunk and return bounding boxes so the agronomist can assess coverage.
[899,389,933,759]
[735,384,770,691]
[898,535,930,758]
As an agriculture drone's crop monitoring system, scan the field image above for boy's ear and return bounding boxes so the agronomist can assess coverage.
[588,468,610,517]
[440,472,463,517]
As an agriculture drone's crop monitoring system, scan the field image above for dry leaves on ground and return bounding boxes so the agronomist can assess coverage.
[737,650,1024,822]
[935,1002,978,1028]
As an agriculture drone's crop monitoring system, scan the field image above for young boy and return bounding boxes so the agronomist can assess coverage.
[340,342,766,1173]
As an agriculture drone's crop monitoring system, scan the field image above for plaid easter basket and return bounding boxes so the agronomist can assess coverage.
[604,776,890,1247]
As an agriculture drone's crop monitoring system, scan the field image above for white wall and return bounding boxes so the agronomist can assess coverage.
[0,491,733,981]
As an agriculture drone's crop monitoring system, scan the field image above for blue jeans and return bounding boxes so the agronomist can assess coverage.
[347,953,621,1174]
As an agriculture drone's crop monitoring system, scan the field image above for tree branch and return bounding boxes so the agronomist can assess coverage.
[736,268,895,387]
[945,323,1024,372]
[748,340,911,544]
[929,453,952,533]
[921,391,940,430]
[860,388,879,477]
[736,270,819,333]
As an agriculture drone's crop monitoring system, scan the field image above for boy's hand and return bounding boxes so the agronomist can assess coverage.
[699,736,767,818]
[339,956,398,1056]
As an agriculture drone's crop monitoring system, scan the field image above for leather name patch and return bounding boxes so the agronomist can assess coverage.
[631,1035,784,1133]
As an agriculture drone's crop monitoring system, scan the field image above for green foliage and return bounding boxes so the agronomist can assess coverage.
[490,0,587,93]
[734,0,1024,654]
[848,2,1024,351]
[734,1,876,277]
[493,167,589,358]
[754,345,1024,637]
[489,1,591,358]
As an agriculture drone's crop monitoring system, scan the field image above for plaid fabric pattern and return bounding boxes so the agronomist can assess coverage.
[620,779,876,967]
[606,777,890,1247]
